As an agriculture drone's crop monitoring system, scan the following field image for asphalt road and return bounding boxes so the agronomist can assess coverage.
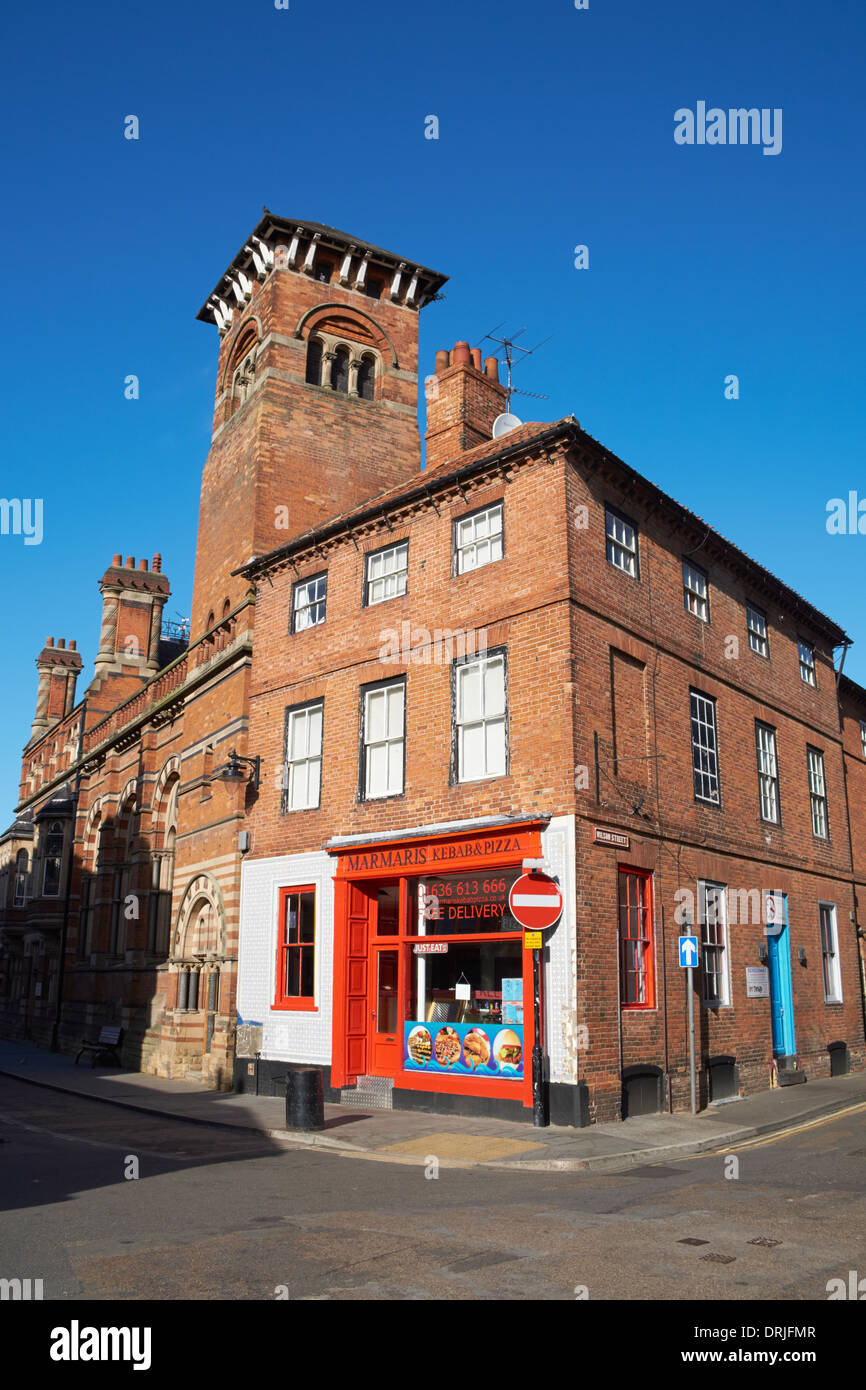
[1,1075,865,1302]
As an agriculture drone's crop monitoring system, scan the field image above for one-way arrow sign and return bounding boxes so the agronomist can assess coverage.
[679,935,699,968]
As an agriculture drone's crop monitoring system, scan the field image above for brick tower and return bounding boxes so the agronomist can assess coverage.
[190,213,448,638]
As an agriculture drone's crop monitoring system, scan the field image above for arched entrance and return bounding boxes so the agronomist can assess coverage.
[173,875,227,1069]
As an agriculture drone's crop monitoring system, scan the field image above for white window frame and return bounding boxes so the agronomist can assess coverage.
[683,560,709,621]
[455,502,503,575]
[292,573,327,632]
[365,541,408,606]
[699,880,730,1007]
[798,640,816,686]
[746,604,769,657]
[756,722,780,824]
[819,902,842,1003]
[284,702,323,811]
[454,652,507,784]
[605,507,638,578]
[690,689,720,804]
[362,680,405,800]
[807,747,828,839]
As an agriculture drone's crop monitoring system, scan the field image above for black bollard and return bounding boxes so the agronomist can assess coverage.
[284,1066,325,1131]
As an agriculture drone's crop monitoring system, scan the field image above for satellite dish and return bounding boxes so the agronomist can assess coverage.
[492,412,522,439]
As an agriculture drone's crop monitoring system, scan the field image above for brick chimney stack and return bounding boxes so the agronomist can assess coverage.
[424,341,507,471]
[90,553,171,695]
[30,636,83,741]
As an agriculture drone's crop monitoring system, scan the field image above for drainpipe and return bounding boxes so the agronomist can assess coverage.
[50,700,87,1053]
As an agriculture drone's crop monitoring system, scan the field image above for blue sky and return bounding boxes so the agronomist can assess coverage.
[1,0,864,814]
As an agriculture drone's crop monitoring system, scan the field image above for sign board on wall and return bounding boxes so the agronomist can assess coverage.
[594,828,630,848]
[746,967,770,998]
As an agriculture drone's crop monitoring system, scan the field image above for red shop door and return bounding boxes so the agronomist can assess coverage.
[368,945,401,1076]
[345,883,374,1080]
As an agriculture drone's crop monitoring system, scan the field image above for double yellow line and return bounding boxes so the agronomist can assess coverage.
[683,1099,866,1162]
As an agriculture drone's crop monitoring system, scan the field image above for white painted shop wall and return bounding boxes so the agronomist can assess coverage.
[237,818,576,1079]
[237,850,334,1065]
[542,815,578,1086]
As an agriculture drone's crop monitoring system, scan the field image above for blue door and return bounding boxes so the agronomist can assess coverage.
[767,898,795,1056]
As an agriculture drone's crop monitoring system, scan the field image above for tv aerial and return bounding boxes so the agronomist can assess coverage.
[476,324,552,416]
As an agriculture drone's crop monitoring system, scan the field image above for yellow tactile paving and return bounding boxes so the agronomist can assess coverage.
[378,1131,547,1160]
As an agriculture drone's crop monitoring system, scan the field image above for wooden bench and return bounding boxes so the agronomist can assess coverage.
[75,1025,124,1068]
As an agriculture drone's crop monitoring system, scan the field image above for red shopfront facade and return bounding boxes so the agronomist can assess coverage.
[329,821,546,1111]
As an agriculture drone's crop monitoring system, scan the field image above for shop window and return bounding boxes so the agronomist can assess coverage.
[454,502,503,575]
[42,821,64,897]
[292,572,327,632]
[453,651,507,783]
[274,886,316,1008]
[283,701,323,811]
[618,868,654,1007]
[360,679,405,800]
[364,540,408,606]
[418,869,521,936]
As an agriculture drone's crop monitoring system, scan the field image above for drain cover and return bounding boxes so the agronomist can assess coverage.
[747,1237,782,1248]
[701,1253,736,1264]
[678,1237,710,1246]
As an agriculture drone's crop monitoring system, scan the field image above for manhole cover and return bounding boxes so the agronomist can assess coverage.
[747,1237,782,1248]
[678,1237,709,1246]
[701,1253,736,1264]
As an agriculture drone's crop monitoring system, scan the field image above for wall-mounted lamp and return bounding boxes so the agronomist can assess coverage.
[758,941,768,964]
[797,946,807,966]
[219,748,261,791]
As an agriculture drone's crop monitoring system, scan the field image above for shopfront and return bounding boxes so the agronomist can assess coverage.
[330,821,546,1110]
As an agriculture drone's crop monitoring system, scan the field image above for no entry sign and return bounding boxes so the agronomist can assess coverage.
[508,872,563,931]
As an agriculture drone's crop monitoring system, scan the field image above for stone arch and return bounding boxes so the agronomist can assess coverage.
[152,755,181,826]
[173,873,227,961]
[294,302,398,366]
[220,315,263,391]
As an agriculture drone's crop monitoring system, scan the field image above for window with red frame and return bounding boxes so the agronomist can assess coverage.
[275,887,316,1008]
[618,868,654,1007]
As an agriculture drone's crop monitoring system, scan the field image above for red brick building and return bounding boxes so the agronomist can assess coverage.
[2,212,864,1124]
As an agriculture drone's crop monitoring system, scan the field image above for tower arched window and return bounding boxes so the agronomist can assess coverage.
[357,354,376,401]
[42,821,64,897]
[332,346,350,394]
[232,347,255,405]
[305,337,323,386]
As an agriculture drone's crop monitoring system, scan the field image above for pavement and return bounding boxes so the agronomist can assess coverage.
[2,1037,866,1173]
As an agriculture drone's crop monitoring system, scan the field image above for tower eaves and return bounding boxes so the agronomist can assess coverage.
[196,212,448,329]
